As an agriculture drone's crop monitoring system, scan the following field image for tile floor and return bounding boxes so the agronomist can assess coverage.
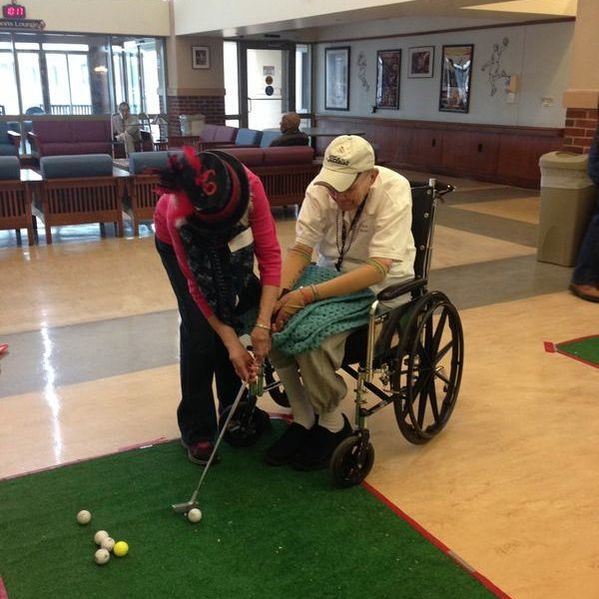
[0,172,597,598]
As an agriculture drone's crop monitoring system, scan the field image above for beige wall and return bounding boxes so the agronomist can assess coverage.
[166,36,224,94]
[173,0,414,35]
[564,0,599,108]
[19,0,170,36]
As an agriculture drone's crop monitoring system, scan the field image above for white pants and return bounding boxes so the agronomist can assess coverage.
[270,330,351,415]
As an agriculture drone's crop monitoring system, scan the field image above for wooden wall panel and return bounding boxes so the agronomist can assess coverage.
[314,115,563,188]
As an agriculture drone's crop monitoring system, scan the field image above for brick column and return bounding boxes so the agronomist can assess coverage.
[166,95,226,138]
[563,108,598,154]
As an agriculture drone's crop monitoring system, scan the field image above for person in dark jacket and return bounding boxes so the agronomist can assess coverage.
[269,113,309,147]
[569,120,599,302]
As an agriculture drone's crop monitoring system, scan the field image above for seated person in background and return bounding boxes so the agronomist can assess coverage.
[112,101,140,155]
[266,136,415,470]
[269,112,309,147]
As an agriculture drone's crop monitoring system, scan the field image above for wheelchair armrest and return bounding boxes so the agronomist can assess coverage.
[376,278,427,302]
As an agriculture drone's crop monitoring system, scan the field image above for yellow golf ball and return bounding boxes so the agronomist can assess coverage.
[113,541,129,557]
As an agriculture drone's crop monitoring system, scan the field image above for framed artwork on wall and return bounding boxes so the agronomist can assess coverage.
[408,46,434,78]
[439,44,474,113]
[325,46,350,110]
[192,46,210,69]
[375,49,401,110]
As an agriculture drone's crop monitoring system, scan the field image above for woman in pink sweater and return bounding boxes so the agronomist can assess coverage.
[154,148,281,464]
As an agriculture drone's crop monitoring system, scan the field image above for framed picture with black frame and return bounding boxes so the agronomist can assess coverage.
[375,49,401,110]
[325,46,350,111]
[192,46,210,69]
[439,44,474,113]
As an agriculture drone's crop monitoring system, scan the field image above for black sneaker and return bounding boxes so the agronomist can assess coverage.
[291,415,352,471]
[264,422,312,466]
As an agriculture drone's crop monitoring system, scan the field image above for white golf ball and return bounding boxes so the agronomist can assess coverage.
[94,530,109,545]
[187,508,202,523]
[94,548,110,565]
[76,510,91,525]
[101,537,115,552]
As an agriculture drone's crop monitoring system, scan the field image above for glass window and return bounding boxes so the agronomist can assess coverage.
[141,41,160,114]
[46,53,71,109]
[68,54,91,108]
[18,52,44,114]
[224,41,239,117]
[112,47,125,108]
[124,41,141,114]
[15,42,39,50]
[42,43,89,52]
[295,44,311,114]
[0,35,18,114]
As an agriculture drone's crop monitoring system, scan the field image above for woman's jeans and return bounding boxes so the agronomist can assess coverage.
[572,195,599,285]
[155,237,240,444]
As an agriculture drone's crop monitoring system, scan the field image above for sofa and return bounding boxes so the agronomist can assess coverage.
[28,119,112,158]
[0,123,21,156]
[221,146,318,207]
[196,124,238,151]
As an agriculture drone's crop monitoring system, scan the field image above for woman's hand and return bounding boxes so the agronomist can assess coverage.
[250,325,271,366]
[272,290,306,332]
[228,340,257,383]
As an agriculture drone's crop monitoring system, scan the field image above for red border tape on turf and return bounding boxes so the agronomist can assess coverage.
[362,481,512,599]
[0,576,9,599]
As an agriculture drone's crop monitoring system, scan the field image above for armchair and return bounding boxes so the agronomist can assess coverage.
[0,123,21,157]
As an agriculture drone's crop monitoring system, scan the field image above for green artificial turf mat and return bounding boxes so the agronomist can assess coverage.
[556,335,599,368]
[0,423,495,599]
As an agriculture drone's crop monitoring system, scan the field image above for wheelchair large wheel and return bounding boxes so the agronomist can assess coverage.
[392,291,463,445]
[263,360,289,408]
[330,433,375,488]
[220,399,271,447]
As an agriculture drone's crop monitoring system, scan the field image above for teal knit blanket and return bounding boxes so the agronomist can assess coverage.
[272,265,375,356]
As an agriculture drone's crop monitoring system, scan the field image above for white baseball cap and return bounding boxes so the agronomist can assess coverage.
[314,135,375,192]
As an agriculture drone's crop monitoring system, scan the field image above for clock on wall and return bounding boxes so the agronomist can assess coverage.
[2,3,26,18]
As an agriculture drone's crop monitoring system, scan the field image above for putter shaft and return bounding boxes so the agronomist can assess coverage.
[172,382,248,512]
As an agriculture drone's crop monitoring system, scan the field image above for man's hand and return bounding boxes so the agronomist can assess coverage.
[250,326,271,366]
[272,289,306,332]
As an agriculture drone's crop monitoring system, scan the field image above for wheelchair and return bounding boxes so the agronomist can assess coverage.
[222,179,464,487]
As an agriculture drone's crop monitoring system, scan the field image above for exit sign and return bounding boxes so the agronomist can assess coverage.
[2,3,26,18]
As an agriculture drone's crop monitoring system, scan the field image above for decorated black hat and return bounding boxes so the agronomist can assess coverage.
[159,146,250,230]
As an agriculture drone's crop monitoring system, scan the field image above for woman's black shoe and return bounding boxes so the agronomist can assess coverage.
[264,422,311,466]
[291,415,352,471]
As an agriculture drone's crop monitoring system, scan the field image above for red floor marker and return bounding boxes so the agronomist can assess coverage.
[544,341,556,353]
[0,576,9,599]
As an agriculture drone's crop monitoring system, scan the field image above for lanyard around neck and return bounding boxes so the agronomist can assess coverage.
[335,197,367,271]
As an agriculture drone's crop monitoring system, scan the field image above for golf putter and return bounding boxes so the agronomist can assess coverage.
[172,381,248,514]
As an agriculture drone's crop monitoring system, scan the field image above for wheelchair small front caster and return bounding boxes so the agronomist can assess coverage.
[220,399,271,447]
[330,432,375,488]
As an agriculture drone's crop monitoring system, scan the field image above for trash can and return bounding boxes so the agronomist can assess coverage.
[179,114,205,137]
[537,151,596,266]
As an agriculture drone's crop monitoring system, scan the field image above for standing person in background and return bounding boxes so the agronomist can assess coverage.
[112,102,140,156]
[570,119,599,302]
[269,113,309,147]
[154,148,281,464]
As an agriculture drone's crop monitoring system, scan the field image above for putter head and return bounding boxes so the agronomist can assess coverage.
[172,500,198,514]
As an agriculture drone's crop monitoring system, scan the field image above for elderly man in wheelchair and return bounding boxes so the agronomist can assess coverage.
[225,135,463,487]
